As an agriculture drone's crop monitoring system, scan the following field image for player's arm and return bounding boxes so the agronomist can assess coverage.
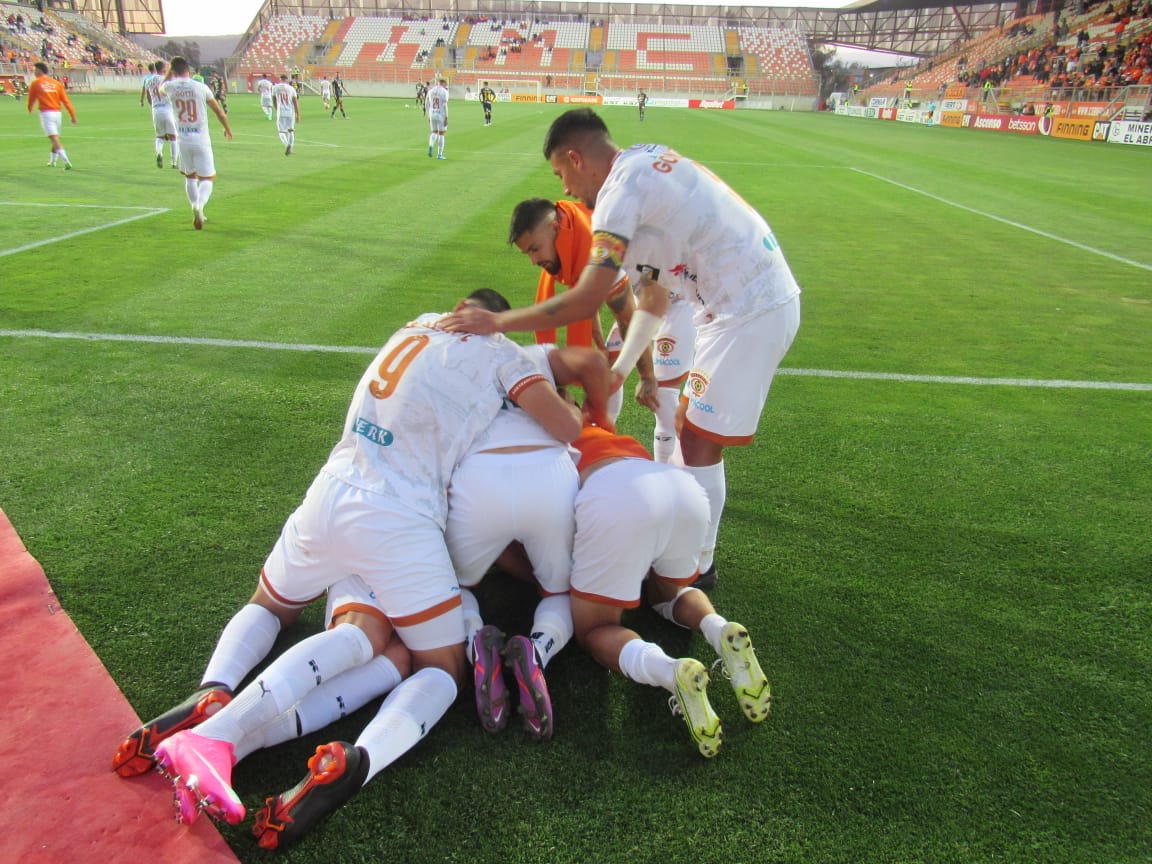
[547,345,615,433]
[514,378,583,444]
[606,279,659,412]
[441,230,628,335]
[209,98,232,139]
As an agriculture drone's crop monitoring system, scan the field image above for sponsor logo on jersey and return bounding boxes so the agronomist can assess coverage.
[354,417,395,446]
[669,263,697,283]
[655,337,676,356]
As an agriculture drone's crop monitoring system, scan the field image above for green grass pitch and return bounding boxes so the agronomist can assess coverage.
[2,93,1150,863]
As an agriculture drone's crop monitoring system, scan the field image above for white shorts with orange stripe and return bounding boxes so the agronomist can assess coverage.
[681,293,800,446]
[446,447,578,594]
[652,300,696,386]
[570,459,708,608]
[261,470,464,651]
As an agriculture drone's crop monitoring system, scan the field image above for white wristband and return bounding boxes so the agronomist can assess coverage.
[610,309,663,377]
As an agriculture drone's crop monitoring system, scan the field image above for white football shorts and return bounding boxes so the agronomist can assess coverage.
[261,470,464,651]
[681,293,800,445]
[570,459,708,608]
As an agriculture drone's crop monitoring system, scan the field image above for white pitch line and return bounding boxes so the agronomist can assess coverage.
[0,201,164,211]
[2,328,1149,392]
[849,168,1152,273]
[0,207,168,258]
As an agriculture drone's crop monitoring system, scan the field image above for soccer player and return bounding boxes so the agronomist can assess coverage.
[319,75,332,111]
[637,89,648,121]
[425,77,448,159]
[415,80,426,114]
[448,341,614,740]
[256,73,273,119]
[479,80,496,126]
[137,291,581,848]
[443,108,802,591]
[143,59,179,169]
[567,420,772,757]
[507,197,657,420]
[271,73,299,155]
[26,61,76,169]
[210,71,228,114]
[160,56,232,230]
[330,75,346,118]
[139,61,154,107]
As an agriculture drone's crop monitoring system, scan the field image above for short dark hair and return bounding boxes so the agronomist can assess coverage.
[507,198,556,245]
[466,289,511,313]
[154,59,166,73]
[34,62,48,75]
[170,56,189,76]
[543,108,609,159]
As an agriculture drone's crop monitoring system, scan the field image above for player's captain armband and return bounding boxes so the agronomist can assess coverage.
[589,231,628,271]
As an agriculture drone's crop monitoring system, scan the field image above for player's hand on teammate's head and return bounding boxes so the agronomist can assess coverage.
[440,305,499,334]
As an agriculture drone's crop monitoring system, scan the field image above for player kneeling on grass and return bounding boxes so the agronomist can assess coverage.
[568,419,772,758]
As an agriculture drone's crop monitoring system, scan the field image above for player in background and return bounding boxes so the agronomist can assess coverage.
[136,290,580,848]
[161,56,232,230]
[415,80,426,114]
[271,73,299,155]
[319,75,332,111]
[449,339,614,741]
[210,70,228,114]
[143,59,179,169]
[479,80,496,126]
[637,89,648,121]
[139,61,154,107]
[425,77,448,159]
[508,197,658,423]
[566,419,772,758]
[256,73,273,119]
[443,108,802,591]
[27,61,76,169]
[330,75,347,118]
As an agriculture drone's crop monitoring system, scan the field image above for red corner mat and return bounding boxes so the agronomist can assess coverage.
[0,508,239,864]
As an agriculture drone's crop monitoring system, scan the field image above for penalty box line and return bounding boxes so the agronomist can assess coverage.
[2,328,1150,392]
[0,202,169,259]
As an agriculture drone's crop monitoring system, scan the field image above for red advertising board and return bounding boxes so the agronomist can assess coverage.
[688,99,735,109]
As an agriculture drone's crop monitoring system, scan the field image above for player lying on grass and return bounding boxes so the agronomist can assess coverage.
[112,289,582,847]
[448,343,614,741]
[567,416,773,758]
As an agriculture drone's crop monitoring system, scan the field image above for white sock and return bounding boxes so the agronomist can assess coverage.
[234,654,405,762]
[196,178,214,211]
[530,594,572,668]
[460,588,483,664]
[653,387,679,463]
[438,137,445,156]
[199,603,281,691]
[154,138,164,155]
[49,152,58,165]
[278,131,288,146]
[196,623,373,746]
[170,140,179,163]
[652,587,696,628]
[184,176,198,208]
[356,667,457,784]
[617,639,676,692]
[698,612,728,656]
[685,461,726,573]
[428,133,437,149]
[58,149,70,165]
[288,131,294,149]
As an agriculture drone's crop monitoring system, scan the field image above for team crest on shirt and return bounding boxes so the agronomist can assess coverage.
[655,337,676,357]
[685,371,715,414]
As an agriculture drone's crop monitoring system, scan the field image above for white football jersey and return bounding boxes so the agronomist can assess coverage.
[271,81,296,116]
[425,85,449,118]
[159,78,216,143]
[322,314,548,527]
[466,344,562,454]
[144,73,171,110]
[257,78,273,99]
[592,144,801,324]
